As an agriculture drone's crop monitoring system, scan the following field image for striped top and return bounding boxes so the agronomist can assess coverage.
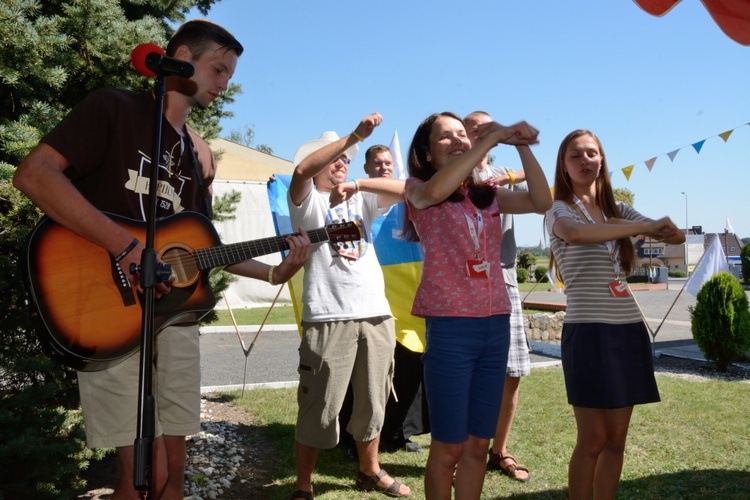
[546,200,648,324]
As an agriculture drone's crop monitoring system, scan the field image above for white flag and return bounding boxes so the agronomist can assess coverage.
[389,130,406,180]
[725,218,735,234]
[684,235,729,296]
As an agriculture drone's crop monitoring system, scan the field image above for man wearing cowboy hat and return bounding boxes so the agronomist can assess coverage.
[286,113,411,499]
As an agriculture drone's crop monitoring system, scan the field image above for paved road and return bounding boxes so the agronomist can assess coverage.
[199,279,748,391]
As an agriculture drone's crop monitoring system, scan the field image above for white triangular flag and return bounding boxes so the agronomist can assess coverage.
[725,218,735,234]
[684,235,729,296]
[389,130,406,180]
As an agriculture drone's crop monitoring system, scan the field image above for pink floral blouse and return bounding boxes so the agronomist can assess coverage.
[406,178,511,318]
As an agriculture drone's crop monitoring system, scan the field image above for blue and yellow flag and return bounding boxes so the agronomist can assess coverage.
[267,175,426,352]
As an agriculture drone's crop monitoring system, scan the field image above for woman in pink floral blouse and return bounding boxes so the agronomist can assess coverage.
[402,112,552,499]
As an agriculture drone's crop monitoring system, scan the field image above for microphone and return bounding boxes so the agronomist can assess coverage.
[131,43,195,78]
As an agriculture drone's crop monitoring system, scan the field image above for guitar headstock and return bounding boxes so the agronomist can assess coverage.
[326,221,362,243]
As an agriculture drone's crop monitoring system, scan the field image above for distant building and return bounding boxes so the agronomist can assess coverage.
[633,228,745,278]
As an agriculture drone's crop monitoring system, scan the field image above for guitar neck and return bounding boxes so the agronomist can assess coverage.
[194,227,330,270]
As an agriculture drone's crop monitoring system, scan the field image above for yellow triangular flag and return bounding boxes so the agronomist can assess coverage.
[621,165,634,181]
[719,129,733,142]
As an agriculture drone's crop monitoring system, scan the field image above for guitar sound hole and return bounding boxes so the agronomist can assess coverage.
[161,247,199,287]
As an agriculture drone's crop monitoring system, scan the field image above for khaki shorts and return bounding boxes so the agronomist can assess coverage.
[77,324,201,449]
[296,316,395,449]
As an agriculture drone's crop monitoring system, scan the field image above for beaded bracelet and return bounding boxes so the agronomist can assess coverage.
[114,238,139,263]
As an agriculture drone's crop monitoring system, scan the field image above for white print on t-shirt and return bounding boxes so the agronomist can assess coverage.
[125,146,189,218]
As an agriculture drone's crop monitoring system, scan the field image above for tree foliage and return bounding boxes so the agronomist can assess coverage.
[613,187,635,207]
[0,1,238,495]
[517,250,537,270]
[689,272,750,371]
[741,243,750,285]
[226,123,274,155]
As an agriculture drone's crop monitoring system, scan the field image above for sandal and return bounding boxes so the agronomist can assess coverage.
[356,469,411,497]
[289,489,313,500]
[487,449,530,482]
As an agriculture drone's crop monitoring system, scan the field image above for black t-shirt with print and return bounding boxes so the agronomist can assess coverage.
[42,87,216,221]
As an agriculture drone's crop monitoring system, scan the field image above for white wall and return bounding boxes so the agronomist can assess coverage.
[212,180,292,309]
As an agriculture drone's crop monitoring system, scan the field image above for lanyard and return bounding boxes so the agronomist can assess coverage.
[461,204,484,259]
[571,195,622,277]
[327,197,360,261]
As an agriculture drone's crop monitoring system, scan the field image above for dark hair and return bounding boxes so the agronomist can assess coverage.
[548,129,636,278]
[365,144,390,163]
[166,19,244,58]
[401,112,496,242]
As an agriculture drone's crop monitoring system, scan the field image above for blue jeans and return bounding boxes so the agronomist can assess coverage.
[422,315,510,443]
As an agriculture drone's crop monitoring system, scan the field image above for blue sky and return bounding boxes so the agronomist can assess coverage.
[191,0,749,246]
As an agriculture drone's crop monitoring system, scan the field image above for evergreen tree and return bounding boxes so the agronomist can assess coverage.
[0,1,238,495]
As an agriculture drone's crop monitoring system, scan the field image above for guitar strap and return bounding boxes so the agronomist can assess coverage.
[183,129,214,220]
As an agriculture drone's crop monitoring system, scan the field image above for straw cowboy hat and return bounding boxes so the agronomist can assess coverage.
[293,131,359,168]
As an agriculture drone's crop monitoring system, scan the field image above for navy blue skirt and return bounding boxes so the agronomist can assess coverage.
[561,322,660,408]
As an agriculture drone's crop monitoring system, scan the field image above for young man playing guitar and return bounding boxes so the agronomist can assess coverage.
[14,20,310,499]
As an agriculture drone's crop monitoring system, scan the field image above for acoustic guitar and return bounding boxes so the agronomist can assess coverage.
[24,211,361,371]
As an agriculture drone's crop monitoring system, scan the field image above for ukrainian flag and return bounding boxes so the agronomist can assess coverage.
[267,174,426,352]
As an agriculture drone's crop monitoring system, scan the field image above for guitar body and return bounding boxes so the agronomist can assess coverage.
[25,212,220,370]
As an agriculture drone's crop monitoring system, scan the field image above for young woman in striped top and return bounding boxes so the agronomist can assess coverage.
[546,129,684,499]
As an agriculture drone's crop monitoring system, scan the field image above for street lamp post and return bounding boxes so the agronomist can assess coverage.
[681,192,688,273]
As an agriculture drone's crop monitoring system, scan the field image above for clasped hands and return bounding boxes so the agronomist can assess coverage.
[474,120,539,147]
[607,216,682,242]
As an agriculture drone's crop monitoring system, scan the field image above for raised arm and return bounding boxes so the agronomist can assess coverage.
[408,121,539,210]
[288,113,382,206]
[495,145,552,215]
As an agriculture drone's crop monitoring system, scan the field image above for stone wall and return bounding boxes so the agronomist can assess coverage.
[524,311,565,344]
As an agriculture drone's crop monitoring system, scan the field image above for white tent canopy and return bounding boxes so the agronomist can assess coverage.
[210,138,295,310]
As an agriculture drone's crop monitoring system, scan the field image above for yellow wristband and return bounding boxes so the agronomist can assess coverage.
[267,265,276,286]
[353,179,360,193]
[508,171,516,186]
[351,130,364,142]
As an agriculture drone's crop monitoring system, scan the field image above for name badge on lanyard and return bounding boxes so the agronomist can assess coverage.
[571,195,631,298]
[462,207,490,278]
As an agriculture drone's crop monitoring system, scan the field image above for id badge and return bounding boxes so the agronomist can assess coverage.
[608,280,631,298]
[466,259,490,278]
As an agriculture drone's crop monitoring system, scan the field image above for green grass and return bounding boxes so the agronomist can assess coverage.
[221,368,750,499]
[212,305,297,326]
[209,283,555,327]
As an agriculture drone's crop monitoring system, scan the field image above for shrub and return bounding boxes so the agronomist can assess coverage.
[534,266,549,283]
[741,244,750,285]
[669,270,687,278]
[688,272,750,371]
[517,268,529,283]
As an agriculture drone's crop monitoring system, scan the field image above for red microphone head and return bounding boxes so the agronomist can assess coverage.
[131,43,166,77]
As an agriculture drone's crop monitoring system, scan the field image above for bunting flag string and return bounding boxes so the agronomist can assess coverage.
[618,122,748,180]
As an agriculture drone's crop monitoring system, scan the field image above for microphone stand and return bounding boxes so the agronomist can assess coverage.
[132,74,173,495]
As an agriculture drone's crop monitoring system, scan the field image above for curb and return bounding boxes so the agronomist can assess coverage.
[200,324,298,334]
